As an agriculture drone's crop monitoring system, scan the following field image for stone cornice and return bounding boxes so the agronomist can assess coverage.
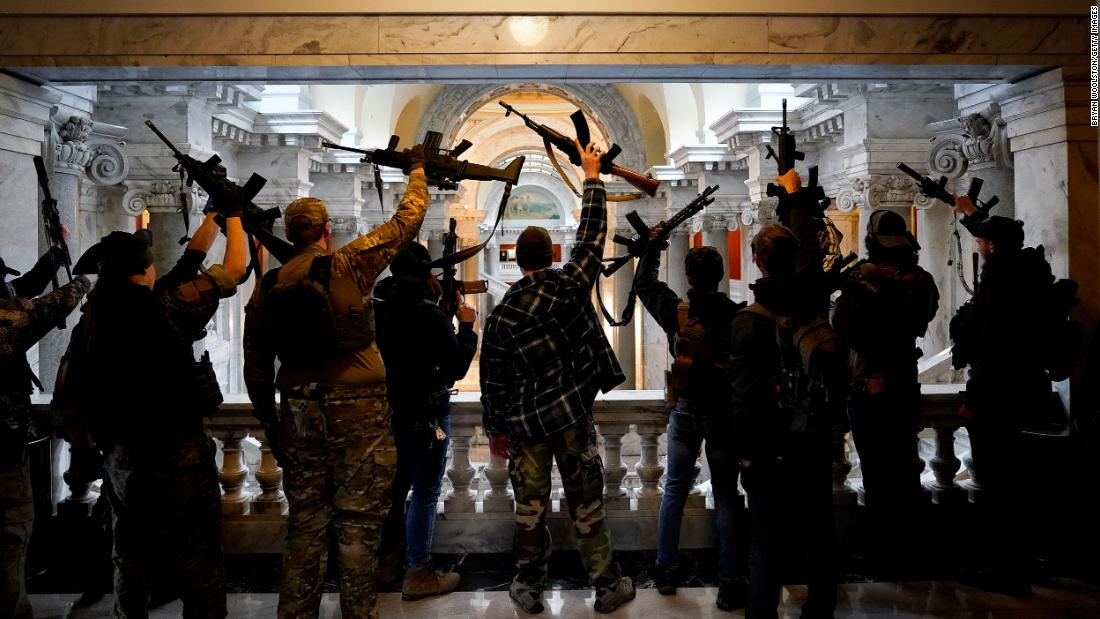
[250,110,348,147]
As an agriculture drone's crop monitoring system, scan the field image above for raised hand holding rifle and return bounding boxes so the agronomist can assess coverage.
[145,120,294,277]
[33,155,74,328]
[433,218,489,318]
[499,100,659,199]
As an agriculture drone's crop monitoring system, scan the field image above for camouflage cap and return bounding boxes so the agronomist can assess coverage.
[284,197,329,230]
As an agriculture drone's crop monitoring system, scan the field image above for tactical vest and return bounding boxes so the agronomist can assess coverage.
[666,300,733,406]
[261,254,375,363]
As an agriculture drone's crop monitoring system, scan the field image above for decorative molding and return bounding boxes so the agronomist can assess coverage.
[120,180,187,216]
[51,115,130,185]
[835,174,932,212]
[925,102,1012,178]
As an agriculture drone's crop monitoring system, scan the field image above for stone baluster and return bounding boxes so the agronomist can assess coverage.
[482,449,515,513]
[925,423,964,504]
[216,429,250,516]
[444,424,477,513]
[57,443,98,519]
[960,426,983,503]
[832,429,858,506]
[598,423,631,510]
[635,422,665,511]
[250,430,287,515]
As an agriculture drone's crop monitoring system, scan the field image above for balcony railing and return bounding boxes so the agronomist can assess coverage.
[33,386,973,553]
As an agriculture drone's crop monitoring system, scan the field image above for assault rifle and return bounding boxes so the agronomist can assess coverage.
[322,132,525,210]
[431,218,488,318]
[32,155,73,329]
[145,120,294,277]
[498,100,659,198]
[896,162,1000,213]
[765,99,830,220]
[603,184,720,277]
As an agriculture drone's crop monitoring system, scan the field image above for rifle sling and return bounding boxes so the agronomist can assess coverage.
[541,138,643,202]
[427,182,513,271]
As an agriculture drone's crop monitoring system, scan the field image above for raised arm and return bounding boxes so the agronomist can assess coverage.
[332,166,429,286]
[635,248,681,336]
[11,246,66,298]
[18,275,90,348]
[561,141,608,291]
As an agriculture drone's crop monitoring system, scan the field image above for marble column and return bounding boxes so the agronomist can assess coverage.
[702,214,731,295]
[666,227,691,298]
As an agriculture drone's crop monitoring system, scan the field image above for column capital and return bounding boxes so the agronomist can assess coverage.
[120,179,193,216]
[835,173,934,213]
[51,115,130,186]
[925,102,1012,179]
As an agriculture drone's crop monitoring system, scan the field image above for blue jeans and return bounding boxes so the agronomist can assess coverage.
[656,400,742,582]
[385,409,451,569]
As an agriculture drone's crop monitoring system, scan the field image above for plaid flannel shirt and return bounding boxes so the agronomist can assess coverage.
[480,179,624,440]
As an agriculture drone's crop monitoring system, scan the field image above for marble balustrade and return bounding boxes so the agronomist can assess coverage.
[33,385,971,553]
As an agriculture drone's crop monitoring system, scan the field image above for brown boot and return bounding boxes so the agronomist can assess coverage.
[401,565,460,601]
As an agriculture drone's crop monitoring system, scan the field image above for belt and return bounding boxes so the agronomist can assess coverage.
[283,383,387,401]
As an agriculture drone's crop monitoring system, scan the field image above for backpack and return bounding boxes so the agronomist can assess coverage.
[261,254,375,362]
[1035,250,1081,382]
[742,304,844,435]
[667,299,739,407]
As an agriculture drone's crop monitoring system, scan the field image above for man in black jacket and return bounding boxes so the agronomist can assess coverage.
[950,196,1055,594]
[375,242,477,600]
[636,244,746,609]
[730,224,847,619]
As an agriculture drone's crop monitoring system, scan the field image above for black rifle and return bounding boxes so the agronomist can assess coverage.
[603,185,720,277]
[765,99,831,221]
[145,120,294,277]
[896,162,1000,212]
[32,156,73,329]
[432,218,488,318]
[499,100,660,198]
[322,132,525,210]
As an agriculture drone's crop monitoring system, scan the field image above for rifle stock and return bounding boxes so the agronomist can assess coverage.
[500,100,659,197]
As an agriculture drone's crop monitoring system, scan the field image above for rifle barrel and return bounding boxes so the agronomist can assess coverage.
[144,120,184,158]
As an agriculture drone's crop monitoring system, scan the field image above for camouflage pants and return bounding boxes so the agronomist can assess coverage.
[0,458,33,619]
[103,435,226,619]
[508,416,618,588]
[278,385,396,619]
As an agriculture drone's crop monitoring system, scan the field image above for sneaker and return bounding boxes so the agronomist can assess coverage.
[509,578,545,614]
[401,565,460,601]
[716,578,748,611]
[594,576,636,613]
[654,563,676,596]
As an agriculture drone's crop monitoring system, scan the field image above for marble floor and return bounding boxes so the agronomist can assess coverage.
[28,580,1100,618]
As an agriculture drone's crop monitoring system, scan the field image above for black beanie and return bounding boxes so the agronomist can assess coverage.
[516,226,553,271]
[390,242,432,278]
[975,216,1025,251]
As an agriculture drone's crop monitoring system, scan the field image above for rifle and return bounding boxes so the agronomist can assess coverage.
[145,120,294,278]
[32,156,73,329]
[603,185,719,277]
[764,99,830,220]
[432,218,488,317]
[895,162,1000,212]
[322,132,525,210]
[498,100,659,198]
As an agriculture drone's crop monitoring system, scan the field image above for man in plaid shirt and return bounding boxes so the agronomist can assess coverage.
[481,141,634,614]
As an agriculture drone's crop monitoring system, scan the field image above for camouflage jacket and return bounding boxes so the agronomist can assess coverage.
[243,171,430,420]
[0,276,89,443]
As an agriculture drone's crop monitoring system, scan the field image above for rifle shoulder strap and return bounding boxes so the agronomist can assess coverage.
[541,138,643,202]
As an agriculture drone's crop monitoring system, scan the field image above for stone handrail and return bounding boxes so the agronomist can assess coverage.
[34,386,971,552]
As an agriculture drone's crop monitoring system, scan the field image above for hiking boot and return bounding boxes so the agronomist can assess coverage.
[716,578,748,611]
[401,565,460,601]
[654,563,676,596]
[594,576,636,613]
[509,579,545,614]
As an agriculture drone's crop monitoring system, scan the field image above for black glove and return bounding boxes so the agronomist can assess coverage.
[210,187,246,219]
[405,144,426,174]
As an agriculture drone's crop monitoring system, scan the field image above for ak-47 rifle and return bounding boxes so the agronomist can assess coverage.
[145,120,295,276]
[498,100,659,198]
[32,155,73,329]
[603,185,720,277]
[322,132,525,210]
[432,218,488,318]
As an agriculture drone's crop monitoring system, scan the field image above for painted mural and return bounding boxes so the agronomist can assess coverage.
[503,185,562,221]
